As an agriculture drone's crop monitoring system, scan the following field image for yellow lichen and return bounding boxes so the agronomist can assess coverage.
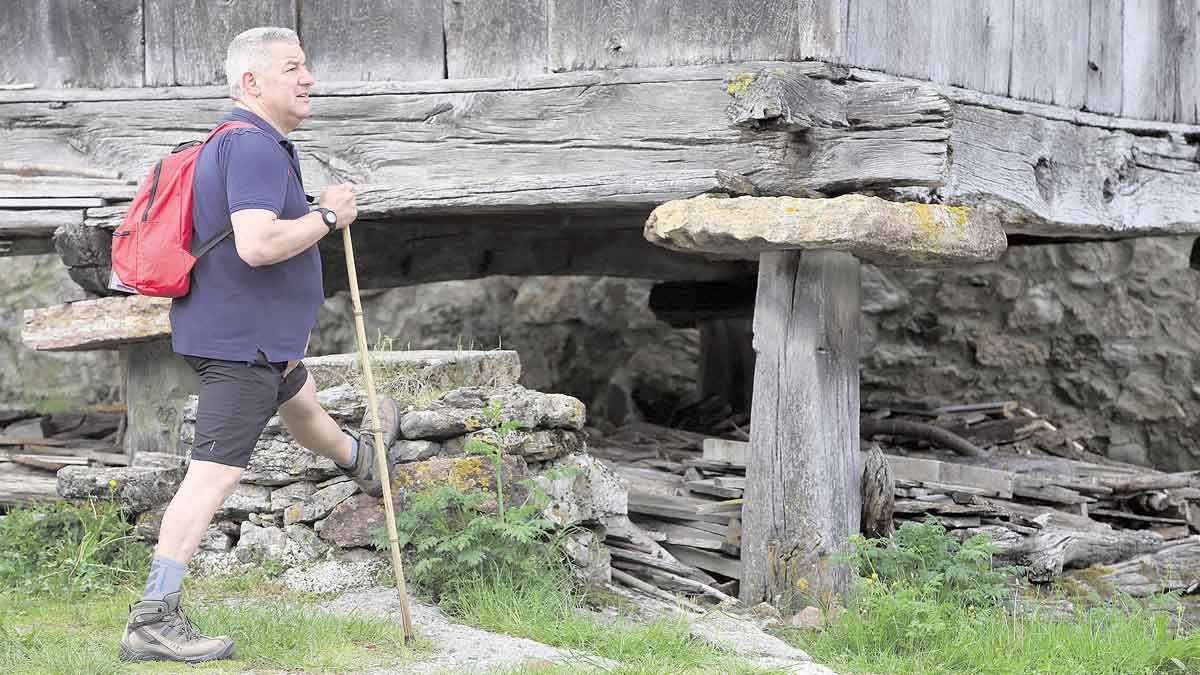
[725,73,755,96]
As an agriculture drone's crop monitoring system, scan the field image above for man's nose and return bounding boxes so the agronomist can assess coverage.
[299,66,314,86]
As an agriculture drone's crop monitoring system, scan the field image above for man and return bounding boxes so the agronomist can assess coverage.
[118,27,400,663]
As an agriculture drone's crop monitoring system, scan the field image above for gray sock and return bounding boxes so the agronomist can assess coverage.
[336,435,359,469]
[142,555,187,601]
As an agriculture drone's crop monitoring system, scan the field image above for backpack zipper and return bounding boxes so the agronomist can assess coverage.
[141,160,164,222]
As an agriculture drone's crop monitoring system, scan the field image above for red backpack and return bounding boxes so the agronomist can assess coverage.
[109,121,255,297]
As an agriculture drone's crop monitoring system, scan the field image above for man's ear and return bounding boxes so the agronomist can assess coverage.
[241,71,258,97]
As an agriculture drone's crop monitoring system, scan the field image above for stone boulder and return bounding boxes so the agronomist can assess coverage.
[390,455,528,509]
[235,522,327,566]
[57,465,184,514]
[390,439,442,464]
[270,481,319,513]
[533,453,627,528]
[442,428,585,463]
[239,437,342,486]
[304,350,521,395]
[400,385,586,440]
[283,479,359,525]
[214,483,273,520]
[317,493,386,549]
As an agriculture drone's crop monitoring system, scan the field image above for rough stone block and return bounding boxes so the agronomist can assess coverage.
[57,465,184,514]
[443,429,585,462]
[534,454,627,528]
[390,439,442,464]
[390,455,528,508]
[270,481,319,513]
[284,480,359,525]
[305,350,521,396]
[239,437,341,486]
[215,483,273,520]
[400,385,586,440]
[317,493,386,549]
[199,525,233,552]
[645,194,1007,268]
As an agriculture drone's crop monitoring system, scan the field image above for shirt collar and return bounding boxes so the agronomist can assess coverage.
[225,107,297,156]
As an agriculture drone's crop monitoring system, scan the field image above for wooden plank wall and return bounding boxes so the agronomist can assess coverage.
[0,0,1195,123]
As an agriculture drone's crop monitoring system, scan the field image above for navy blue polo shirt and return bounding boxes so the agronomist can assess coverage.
[170,108,323,363]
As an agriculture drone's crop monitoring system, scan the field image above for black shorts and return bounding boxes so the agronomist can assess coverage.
[183,351,308,469]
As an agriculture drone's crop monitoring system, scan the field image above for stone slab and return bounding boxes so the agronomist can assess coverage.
[645,194,1007,268]
[22,295,171,351]
[304,350,522,394]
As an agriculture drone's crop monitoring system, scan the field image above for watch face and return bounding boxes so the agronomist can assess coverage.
[322,209,336,226]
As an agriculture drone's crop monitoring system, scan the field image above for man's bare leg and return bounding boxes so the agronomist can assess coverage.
[278,370,354,465]
[155,460,244,564]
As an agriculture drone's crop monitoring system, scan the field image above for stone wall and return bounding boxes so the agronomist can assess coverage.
[0,254,118,407]
[9,236,1199,471]
[862,236,1200,472]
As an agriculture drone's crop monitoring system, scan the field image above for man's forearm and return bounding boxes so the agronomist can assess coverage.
[252,211,328,266]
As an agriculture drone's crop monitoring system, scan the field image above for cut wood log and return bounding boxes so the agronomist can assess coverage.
[615,564,737,604]
[686,478,743,499]
[663,544,742,580]
[861,419,990,457]
[627,491,740,525]
[1102,472,1200,494]
[0,209,82,237]
[861,444,895,538]
[702,438,748,467]
[1073,537,1200,597]
[1011,479,1094,505]
[633,519,727,551]
[0,468,60,505]
[884,453,1013,497]
[607,545,717,586]
[8,454,88,471]
[610,567,705,613]
[967,525,1165,583]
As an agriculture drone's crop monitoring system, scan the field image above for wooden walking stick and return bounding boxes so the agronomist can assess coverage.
[343,224,416,643]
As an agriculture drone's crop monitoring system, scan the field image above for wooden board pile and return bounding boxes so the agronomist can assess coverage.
[588,402,1200,601]
[0,406,125,506]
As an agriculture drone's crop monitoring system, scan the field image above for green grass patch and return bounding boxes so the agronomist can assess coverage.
[444,571,778,675]
[779,591,1200,675]
[0,591,422,675]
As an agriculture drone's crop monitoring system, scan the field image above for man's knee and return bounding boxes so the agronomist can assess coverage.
[183,460,245,496]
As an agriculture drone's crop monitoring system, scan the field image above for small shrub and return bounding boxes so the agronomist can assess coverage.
[374,402,574,601]
[0,500,150,595]
[844,518,1017,607]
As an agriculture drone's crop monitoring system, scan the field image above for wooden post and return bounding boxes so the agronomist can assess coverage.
[740,249,862,612]
[122,338,197,463]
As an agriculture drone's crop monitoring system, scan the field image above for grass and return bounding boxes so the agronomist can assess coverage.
[443,570,781,675]
[777,594,1200,675]
[0,568,425,675]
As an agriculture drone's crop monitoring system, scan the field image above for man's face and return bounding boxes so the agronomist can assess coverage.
[250,42,314,130]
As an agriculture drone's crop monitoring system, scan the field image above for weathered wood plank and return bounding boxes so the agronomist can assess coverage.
[663,543,741,580]
[1120,0,1180,122]
[1010,0,1090,109]
[927,0,1013,94]
[444,0,548,79]
[0,0,143,88]
[0,209,83,237]
[548,0,804,72]
[1086,0,1124,116]
[742,250,861,611]
[798,0,848,62]
[0,178,136,201]
[4,62,1200,244]
[301,0,444,82]
[0,467,59,505]
[145,0,296,87]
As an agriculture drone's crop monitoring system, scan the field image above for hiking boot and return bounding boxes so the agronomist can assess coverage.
[118,592,234,663]
[342,395,401,498]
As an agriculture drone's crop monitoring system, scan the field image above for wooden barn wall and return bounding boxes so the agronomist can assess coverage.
[0,0,1195,123]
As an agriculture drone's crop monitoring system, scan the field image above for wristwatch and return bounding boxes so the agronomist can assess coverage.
[315,207,337,235]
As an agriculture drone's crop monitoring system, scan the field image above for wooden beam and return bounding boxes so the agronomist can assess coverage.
[6,61,1195,241]
[741,250,861,611]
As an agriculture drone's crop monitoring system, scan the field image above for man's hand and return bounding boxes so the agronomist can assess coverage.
[319,183,358,229]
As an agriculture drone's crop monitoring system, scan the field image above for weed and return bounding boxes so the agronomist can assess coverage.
[0,499,150,595]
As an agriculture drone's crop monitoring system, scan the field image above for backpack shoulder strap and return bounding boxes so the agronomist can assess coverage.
[194,120,292,259]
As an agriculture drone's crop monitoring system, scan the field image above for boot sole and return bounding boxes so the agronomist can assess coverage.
[118,640,235,663]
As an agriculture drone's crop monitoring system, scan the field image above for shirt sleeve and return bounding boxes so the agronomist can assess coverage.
[223,130,291,216]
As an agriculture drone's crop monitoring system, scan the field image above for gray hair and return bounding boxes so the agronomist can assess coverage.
[225,27,300,100]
